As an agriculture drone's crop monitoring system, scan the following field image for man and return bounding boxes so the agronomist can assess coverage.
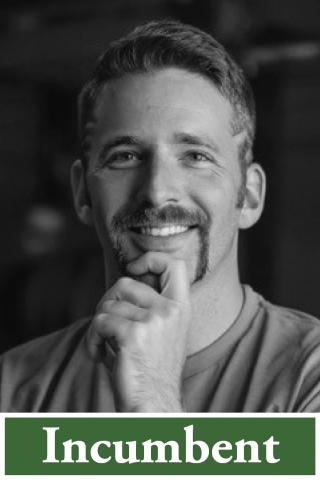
[1,20,320,412]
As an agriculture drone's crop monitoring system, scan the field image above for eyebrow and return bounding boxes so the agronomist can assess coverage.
[103,135,141,149]
[98,135,141,159]
[98,132,221,155]
[172,132,221,154]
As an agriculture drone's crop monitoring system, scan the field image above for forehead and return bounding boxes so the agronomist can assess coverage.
[88,68,234,145]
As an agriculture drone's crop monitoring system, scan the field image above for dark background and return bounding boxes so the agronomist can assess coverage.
[1,0,320,353]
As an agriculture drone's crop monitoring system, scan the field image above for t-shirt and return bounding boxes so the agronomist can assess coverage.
[1,285,320,412]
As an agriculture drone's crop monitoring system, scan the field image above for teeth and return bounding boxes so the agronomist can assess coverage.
[139,226,189,236]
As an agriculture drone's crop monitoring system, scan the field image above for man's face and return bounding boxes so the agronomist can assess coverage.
[82,68,245,285]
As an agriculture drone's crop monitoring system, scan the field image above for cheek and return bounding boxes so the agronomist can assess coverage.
[88,174,133,224]
[189,173,241,230]
[188,174,225,215]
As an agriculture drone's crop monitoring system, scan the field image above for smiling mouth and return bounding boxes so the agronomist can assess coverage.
[129,225,196,237]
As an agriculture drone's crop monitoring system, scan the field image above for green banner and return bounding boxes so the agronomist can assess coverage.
[5,417,315,475]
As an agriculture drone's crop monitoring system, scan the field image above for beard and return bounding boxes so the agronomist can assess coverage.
[108,202,211,285]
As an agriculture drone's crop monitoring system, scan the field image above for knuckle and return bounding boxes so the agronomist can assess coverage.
[94,312,108,328]
[117,276,133,290]
[144,306,160,323]
[165,302,180,319]
[150,302,181,323]
[143,250,159,265]
[103,300,117,311]
[174,258,187,271]
[143,251,153,261]
[98,299,116,313]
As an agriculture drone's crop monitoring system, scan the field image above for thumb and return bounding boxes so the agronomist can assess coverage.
[126,252,189,304]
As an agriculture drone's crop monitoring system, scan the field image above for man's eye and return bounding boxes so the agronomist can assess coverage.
[184,151,213,167]
[105,152,141,169]
[190,153,207,161]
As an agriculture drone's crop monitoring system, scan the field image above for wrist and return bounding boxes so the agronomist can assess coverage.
[135,384,185,413]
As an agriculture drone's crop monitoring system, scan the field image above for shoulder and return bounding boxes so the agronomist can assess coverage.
[0,318,92,411]
[1,317,91,367]
[262,299,320,373]
[257,292,320,343]
[243,285,320,376]
[241,287,320,411]
[244,285,320,332]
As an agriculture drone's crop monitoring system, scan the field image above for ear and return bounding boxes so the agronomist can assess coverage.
[239,162,266,230]
[70,159,93,226]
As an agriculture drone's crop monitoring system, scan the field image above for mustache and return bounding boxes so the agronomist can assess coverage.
[111,203,209,230]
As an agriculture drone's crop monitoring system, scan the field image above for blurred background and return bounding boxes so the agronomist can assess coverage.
[1,0,320,354]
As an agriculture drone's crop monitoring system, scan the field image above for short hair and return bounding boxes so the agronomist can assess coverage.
[78,19,256,171]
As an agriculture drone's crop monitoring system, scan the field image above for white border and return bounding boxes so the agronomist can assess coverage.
[0,412,318,480]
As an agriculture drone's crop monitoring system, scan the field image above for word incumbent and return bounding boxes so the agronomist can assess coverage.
[43,425,280,464]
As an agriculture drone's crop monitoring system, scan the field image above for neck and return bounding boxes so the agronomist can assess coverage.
[187,266,244,356]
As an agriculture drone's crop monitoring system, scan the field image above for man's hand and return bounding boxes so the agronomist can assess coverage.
[87,252,191,412]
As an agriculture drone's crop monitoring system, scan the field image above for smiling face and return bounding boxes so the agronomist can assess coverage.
[72,68,261,287]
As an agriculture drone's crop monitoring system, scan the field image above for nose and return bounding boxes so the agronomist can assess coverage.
[136,154,183,207]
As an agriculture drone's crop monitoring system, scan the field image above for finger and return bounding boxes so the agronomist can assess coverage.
[98,300,146,322]
[87,313,130,360]
[104,340,117,371]
[126,252,189,303]
[86,317,120,370]
[86,316,110,362]
[86,326,106,362]
[98,276,159,309]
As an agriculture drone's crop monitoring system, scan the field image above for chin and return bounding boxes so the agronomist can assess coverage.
[112,235,203,287]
